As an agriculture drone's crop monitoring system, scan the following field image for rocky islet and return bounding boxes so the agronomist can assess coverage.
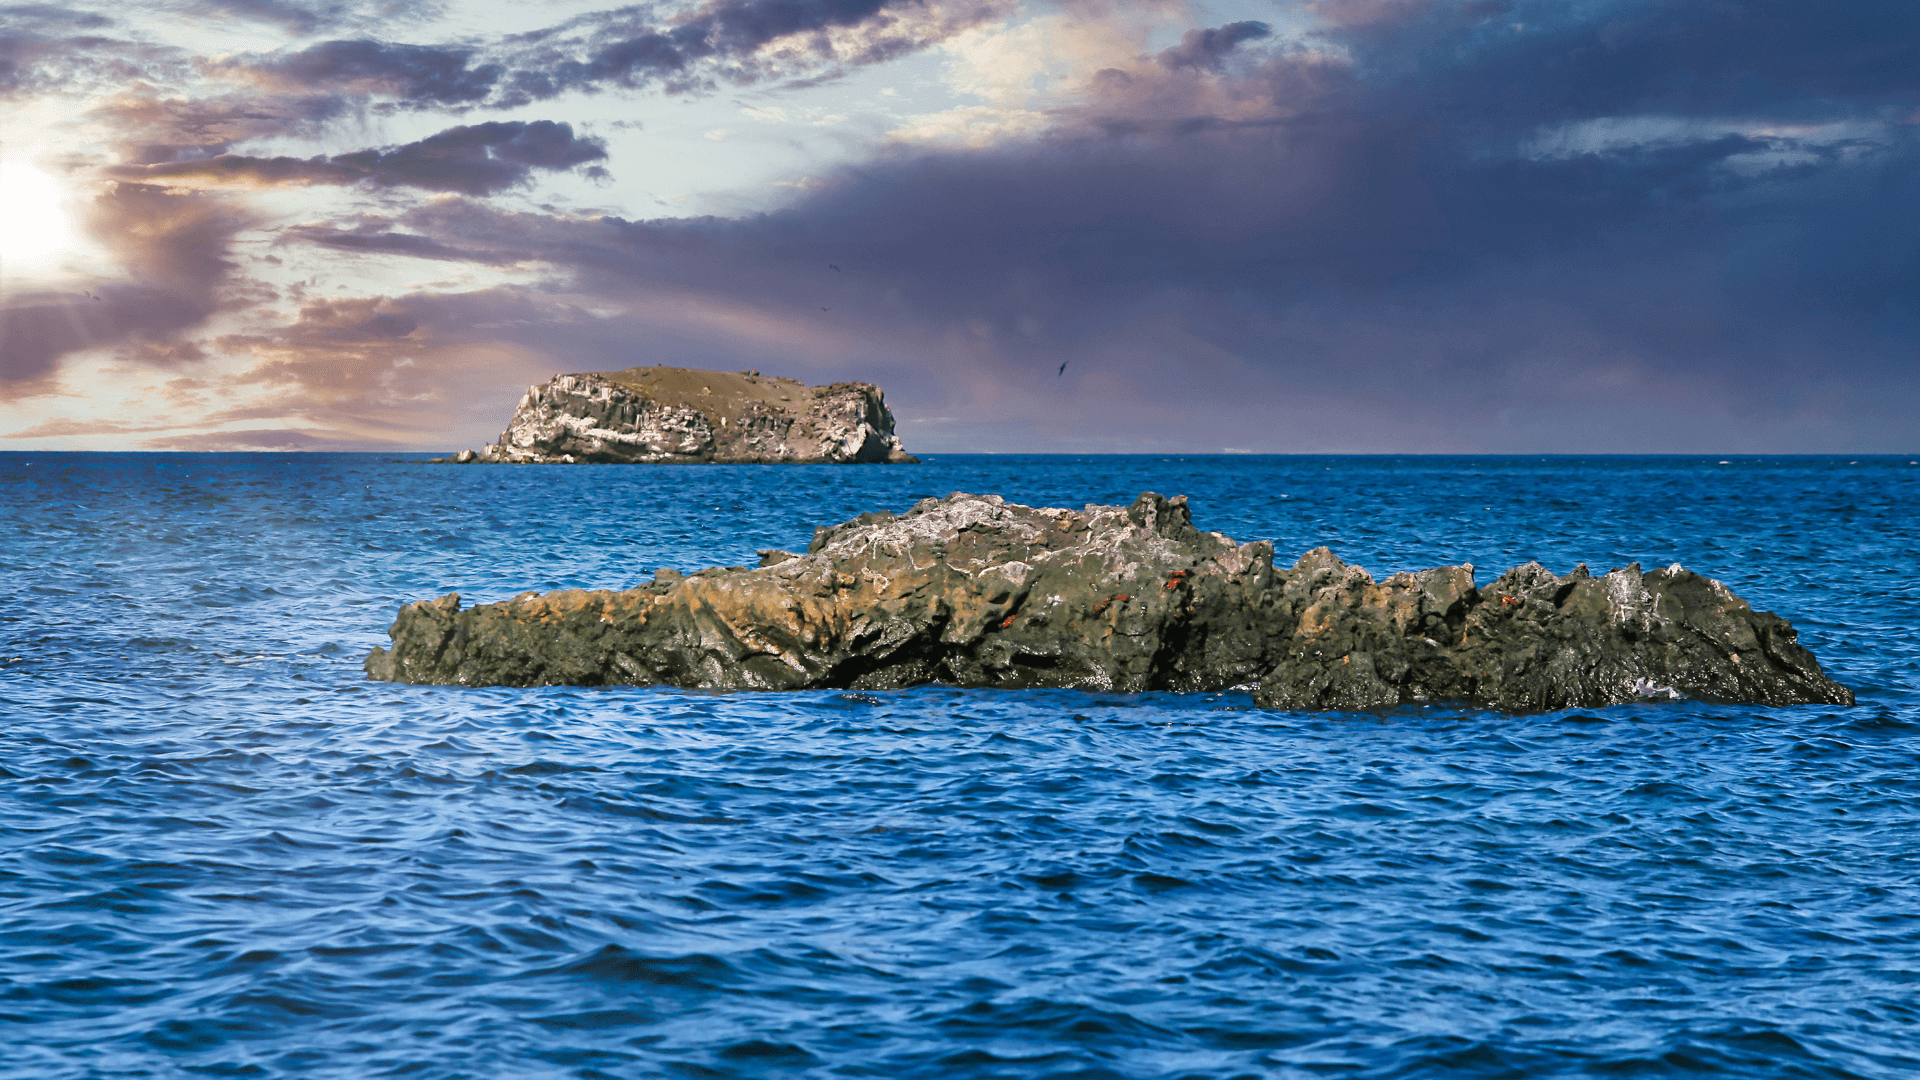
[366,492,1853,712]
[446,365,917,464]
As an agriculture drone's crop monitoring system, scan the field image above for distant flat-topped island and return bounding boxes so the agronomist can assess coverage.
[446,365,917,464]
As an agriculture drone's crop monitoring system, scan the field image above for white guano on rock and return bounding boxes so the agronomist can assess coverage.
[452,365,917,464]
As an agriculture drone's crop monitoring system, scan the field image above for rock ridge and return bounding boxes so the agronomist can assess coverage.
[365,492,1854,712]
[450,366,916,464]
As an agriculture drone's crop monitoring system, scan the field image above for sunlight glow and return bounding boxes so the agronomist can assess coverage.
[0,159,82,271]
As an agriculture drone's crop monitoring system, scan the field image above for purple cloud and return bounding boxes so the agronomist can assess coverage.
[1157,20,1272,71]
[243,38,504,105]
[112,120,607,195]
[3,183,247,388]
[1323,0,1920,124]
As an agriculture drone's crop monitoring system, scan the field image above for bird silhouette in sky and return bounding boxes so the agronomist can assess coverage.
[1058,361,1068,377]
[828,264,841,272]
[821,307,830,311]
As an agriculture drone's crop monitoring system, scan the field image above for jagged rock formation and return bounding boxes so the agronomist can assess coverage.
[365,493,1855,712]
[1255,549,1851,711]
[453,366,916,464]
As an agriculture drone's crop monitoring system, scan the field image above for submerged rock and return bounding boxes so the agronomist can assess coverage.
[449,366,916,464]
[365,493,1854,712]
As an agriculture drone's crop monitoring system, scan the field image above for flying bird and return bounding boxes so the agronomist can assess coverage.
[828,264,841,272]
[1058,361,1068,377]
[821,307,830,311]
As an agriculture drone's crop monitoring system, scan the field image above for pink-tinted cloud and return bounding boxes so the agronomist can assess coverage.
[2,183,249,389]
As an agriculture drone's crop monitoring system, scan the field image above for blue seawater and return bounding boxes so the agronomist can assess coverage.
[2,452,1917,1080]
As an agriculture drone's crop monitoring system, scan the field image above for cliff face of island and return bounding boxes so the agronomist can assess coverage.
[455,366,917,464]
[365,492,1855,713]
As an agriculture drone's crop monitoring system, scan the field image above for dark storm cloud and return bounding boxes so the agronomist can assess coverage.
[112,120,608,195]
[800,2,1919,449]
[1156,20,1271,70]
[1321,0,1920,124]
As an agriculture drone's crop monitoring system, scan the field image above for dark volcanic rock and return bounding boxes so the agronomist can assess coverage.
[1254,549,1852,711]
[365,493,1855,712]
[454,365,916,464]
[367,493,1273,693]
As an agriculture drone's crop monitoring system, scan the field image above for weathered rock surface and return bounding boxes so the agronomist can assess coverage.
[365,493,1855,712]
[453,366,916,464]
[1254,549,1852,711]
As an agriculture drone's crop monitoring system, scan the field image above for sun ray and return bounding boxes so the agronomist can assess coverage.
[0,156,83,277]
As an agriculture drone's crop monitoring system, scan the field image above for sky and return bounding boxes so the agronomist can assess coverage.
[0,0,1915,454]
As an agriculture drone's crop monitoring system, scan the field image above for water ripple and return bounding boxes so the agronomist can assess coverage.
[1,453,1917,1078]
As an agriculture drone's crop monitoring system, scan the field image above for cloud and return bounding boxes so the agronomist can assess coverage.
[505,0,979,100]
[2,183,249,390]
[1156,20,1270,71]
[230,38,504,105]
[1319,0,1920,125]
[111,120,607,194]
[189,0,339,34]
[139,427,418,450]
[177,0,450,36]
[281,220,519,263]
[215,0,1012,110]
[0,416,176,440]
[262,7,1915,451]
[10,2,1919,452]
[162,292,563,448]
[0,4,112,30]
[0,19,175,99]
[83,90,344,165]
[887,9,1152,145]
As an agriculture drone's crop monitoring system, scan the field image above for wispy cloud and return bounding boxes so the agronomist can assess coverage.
[111,120,608,194]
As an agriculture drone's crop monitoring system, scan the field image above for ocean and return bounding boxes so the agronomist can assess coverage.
[2,452,1916,1079]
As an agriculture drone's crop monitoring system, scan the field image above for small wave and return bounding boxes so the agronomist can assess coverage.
[2,453,1916,1078]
